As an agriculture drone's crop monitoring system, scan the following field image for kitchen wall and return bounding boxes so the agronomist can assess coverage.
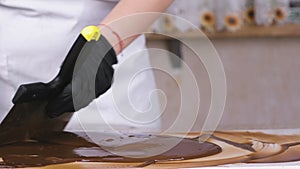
[147,37,300,131]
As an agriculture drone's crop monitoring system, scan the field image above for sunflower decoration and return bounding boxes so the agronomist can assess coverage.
[244,7,255,24]
[163,15,175,32]
[201,11,216,31]
[224,14,242,32]
[274,7,287,23]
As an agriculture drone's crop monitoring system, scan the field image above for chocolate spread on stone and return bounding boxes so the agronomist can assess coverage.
[1,131,300,168]
[210,135,255,152]
[0,132,221,168]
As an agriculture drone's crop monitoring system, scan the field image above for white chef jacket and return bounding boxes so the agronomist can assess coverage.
[0,0,161,131]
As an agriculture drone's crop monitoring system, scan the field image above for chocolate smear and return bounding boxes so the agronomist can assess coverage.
[0,132,221,168]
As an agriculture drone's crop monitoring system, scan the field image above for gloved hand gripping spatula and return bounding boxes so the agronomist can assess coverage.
[0,26,117,145]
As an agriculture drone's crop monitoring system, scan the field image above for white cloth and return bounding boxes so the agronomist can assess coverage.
[0,0,161,131]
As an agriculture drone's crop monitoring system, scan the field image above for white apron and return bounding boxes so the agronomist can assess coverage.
[0,0,161,131]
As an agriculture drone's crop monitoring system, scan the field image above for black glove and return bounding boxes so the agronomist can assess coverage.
[12,26,117,118]
[46,35,117,118]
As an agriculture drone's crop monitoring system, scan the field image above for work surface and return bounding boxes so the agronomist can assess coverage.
[1,129,300,168]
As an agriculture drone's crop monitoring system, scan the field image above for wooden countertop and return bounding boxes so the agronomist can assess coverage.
[146,24,300,40]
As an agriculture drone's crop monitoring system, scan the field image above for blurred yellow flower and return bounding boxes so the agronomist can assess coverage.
[225,14,242,32]
[201,11,215,31]
[274,7,287,22]
[245,7,255,24]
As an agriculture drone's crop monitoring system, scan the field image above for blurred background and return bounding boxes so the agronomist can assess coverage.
[146,0,300,131]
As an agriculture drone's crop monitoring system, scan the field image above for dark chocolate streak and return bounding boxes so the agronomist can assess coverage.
[191,134,255,152]
[0,132,221,168]
[284,142,300,148]
[210,135,256,152]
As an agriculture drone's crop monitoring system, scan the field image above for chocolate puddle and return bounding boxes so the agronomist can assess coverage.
[0,132,221,168]
[1,131,300,168]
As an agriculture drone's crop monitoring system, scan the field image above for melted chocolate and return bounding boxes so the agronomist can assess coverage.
[0,132,221,168]
[1,131,300,168]
[215,131,300,164]
[210,135,255,152]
